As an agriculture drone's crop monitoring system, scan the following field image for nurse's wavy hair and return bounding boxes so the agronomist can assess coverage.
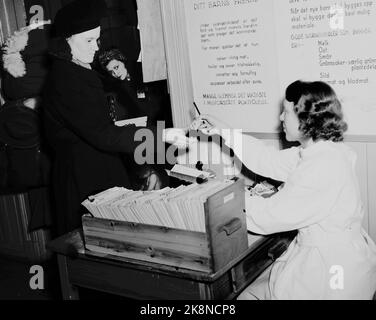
[285,80,348,142]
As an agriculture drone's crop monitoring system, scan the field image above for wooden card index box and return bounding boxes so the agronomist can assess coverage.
[82,179,248,273]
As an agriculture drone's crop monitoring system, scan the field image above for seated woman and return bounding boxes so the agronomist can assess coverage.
[192,80,376,299]
[97,48,169,190]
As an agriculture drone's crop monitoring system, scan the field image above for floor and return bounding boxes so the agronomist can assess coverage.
[0,255,127,300]
[0,255,61,300]
[2,248,375,301]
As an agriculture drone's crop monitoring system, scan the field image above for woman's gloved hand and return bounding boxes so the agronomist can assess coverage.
[135,165,168,191]
[163,127,195,148]
[142,170,162,190]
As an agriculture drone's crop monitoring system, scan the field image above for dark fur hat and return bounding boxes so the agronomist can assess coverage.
[53,0,107,38]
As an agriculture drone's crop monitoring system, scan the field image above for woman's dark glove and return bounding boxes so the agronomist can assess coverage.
[135,165,168,191]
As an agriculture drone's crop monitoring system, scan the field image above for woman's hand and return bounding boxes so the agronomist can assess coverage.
[143,171,162,190]
[23,97,40,110]
[141,168,162,190]
[163,128,192,149]
[135,166,164,191]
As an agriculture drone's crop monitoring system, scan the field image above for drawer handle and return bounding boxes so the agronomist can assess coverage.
[220,218,242,236]
[268,242,288,261]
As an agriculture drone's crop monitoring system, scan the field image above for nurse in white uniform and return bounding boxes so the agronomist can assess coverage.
[193,80,376,300]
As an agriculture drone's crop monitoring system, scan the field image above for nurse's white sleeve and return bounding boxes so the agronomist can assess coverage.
[226,130,300,182]
[245,157,343,234]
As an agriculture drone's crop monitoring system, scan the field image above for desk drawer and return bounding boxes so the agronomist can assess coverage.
[231,233,295,295]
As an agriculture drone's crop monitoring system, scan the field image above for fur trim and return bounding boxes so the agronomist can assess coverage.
[2,52,26,77]
[3,30,29,54]
[1,20,51,78]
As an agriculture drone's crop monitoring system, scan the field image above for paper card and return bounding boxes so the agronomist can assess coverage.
[115,116,148,127]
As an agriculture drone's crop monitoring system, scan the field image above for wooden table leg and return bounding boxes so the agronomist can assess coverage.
[198,282,213,299]
[57,254,79,300]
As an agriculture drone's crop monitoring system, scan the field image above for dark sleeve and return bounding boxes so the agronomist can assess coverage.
[52,75,162,155]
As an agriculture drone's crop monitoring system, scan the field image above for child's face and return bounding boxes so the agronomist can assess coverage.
[280,99,303,142]
[106,59,129,80]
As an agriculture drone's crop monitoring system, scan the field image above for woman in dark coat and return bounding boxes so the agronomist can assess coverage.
[43,0,185,236]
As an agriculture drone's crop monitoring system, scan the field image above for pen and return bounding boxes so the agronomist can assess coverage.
[193,102,201,115]
[193,102,213,131]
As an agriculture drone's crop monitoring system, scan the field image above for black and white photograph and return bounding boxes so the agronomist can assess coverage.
[0,0,375,307]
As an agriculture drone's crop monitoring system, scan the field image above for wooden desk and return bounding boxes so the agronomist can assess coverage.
[47,229,295,300]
